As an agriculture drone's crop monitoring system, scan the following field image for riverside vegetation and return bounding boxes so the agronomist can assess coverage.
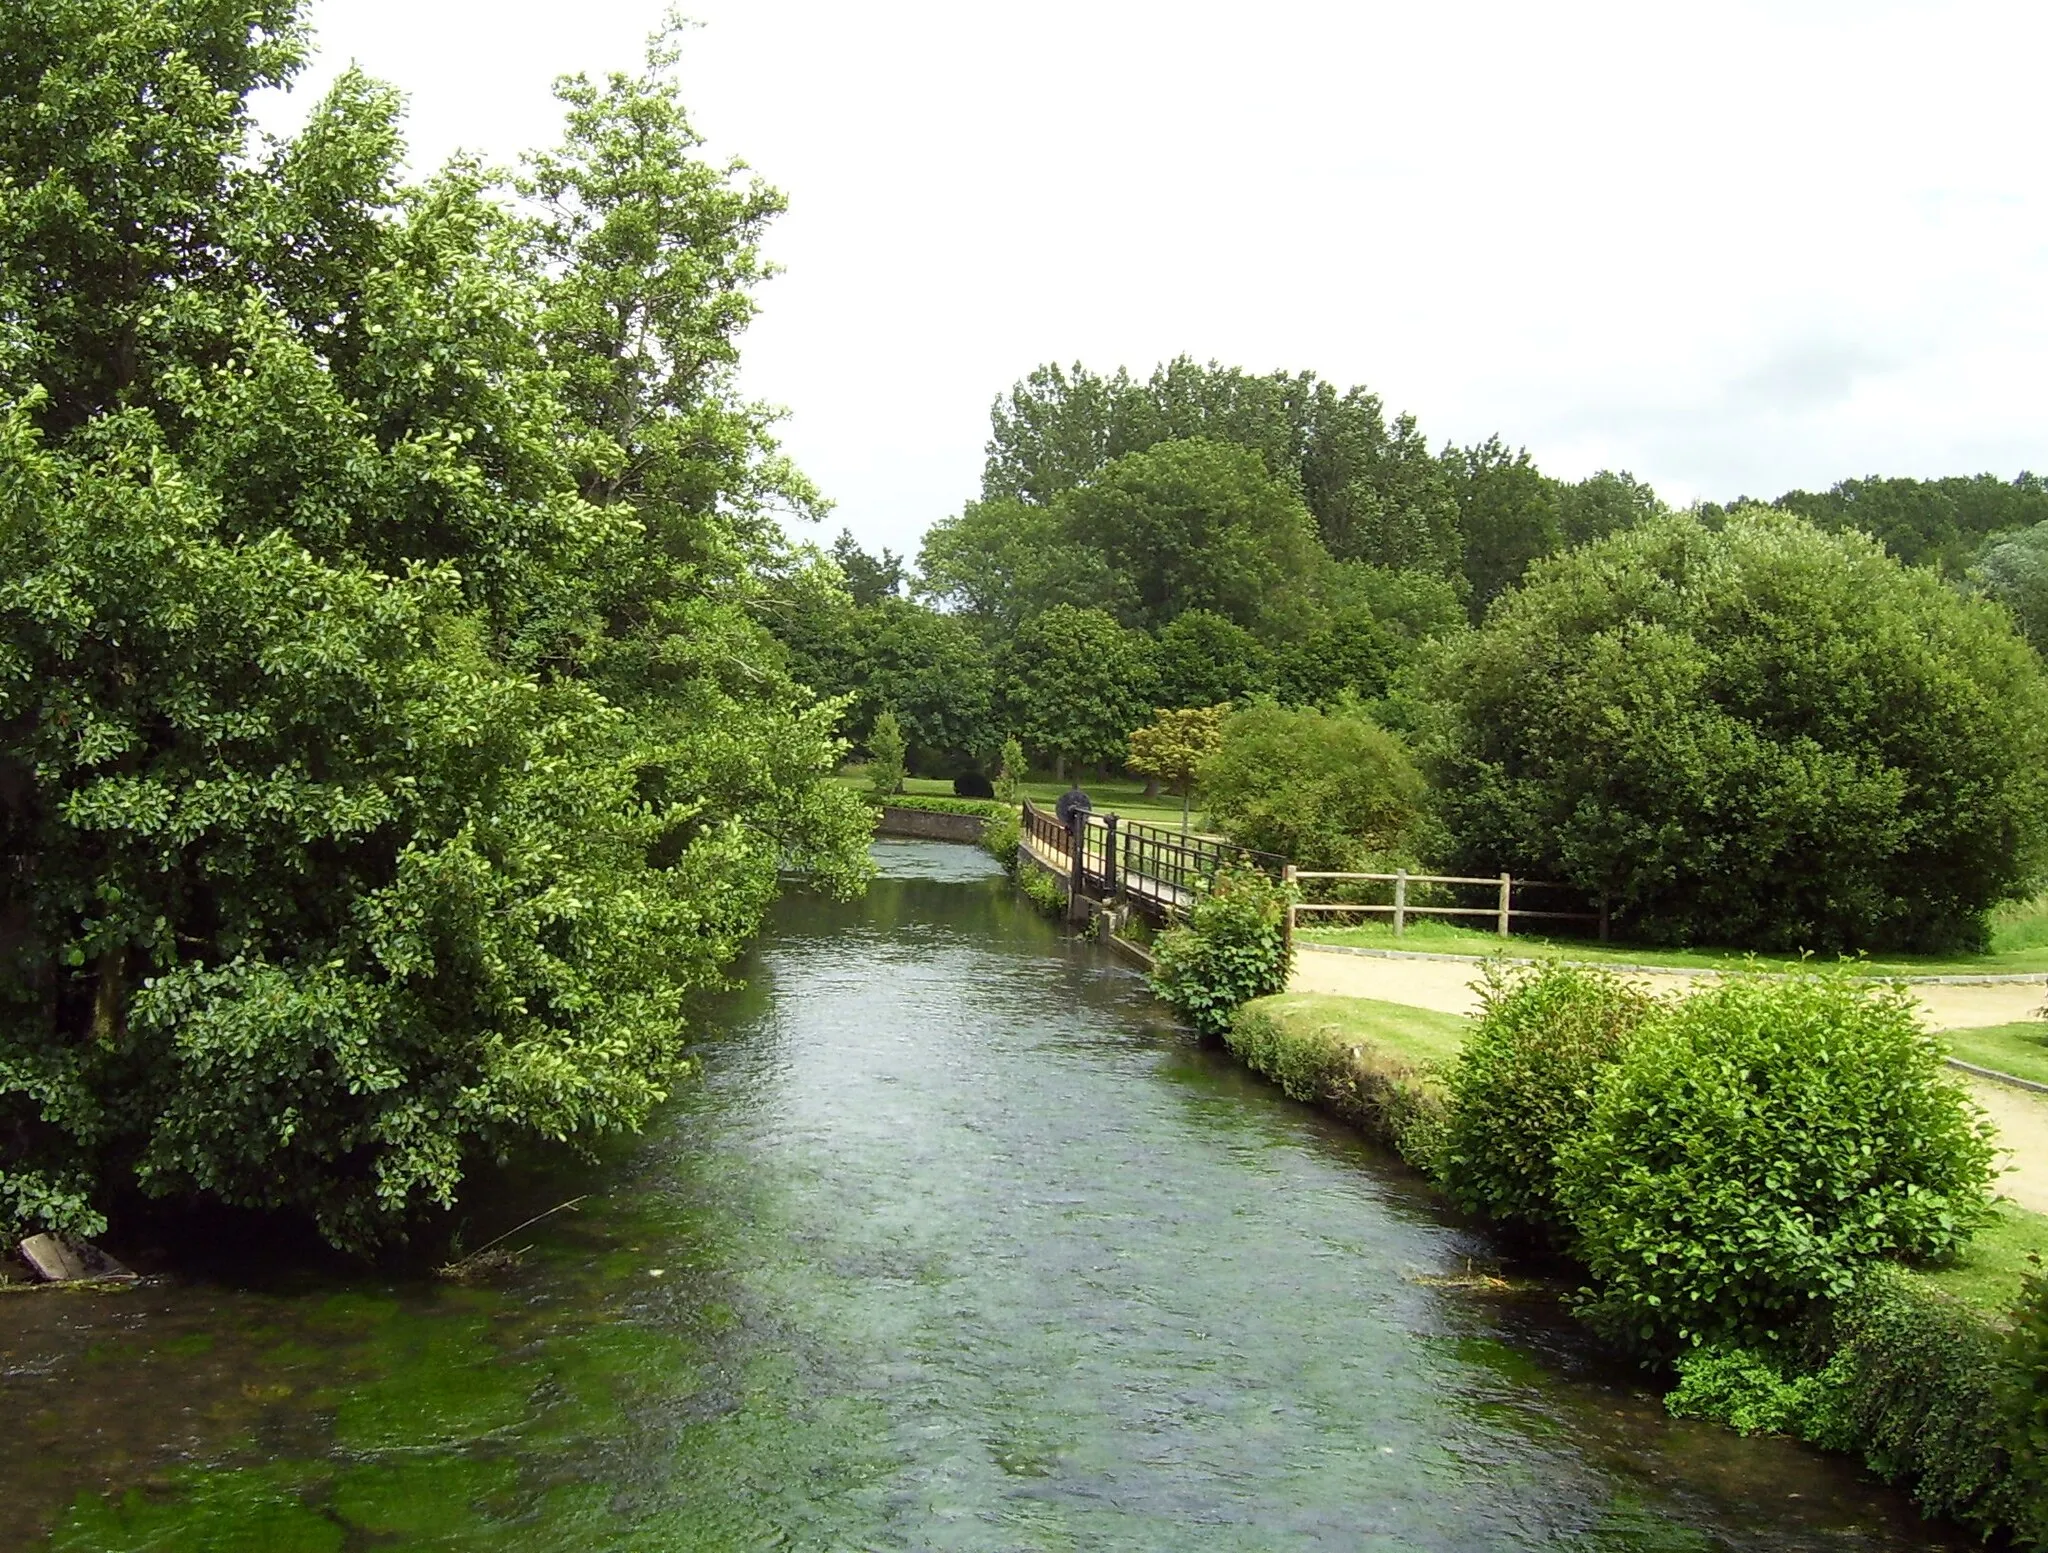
[1146,898,2048,1543]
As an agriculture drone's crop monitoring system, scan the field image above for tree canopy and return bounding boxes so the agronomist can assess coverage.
[0,0,868,1250]
[1426,510,2048,951]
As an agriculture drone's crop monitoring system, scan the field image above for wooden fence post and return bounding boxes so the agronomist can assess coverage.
[1393,868,1408,937]
[1103,813,1120,900]
[1283,863,1297,952]
[1497,872,1511,937]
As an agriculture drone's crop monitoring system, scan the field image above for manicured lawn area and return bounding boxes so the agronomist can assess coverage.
[1240,991,1471,1068]
[1948,1019,2048,1085]
[1909,1201,2048,1318]
[1298,892,2048,977]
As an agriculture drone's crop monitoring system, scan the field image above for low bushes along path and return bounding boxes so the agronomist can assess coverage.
[1290,945,2048,1215]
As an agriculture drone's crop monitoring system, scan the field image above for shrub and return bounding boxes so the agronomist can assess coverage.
[982,809,1021,876]
[1437,963,1654,1234]
[1198,701,1427,869]
[1556,974,1999,1348]
[954,770,995,799]
[1149,865,1296,1035]
[1426,509,2048,952]
[2004,1260,2048,1545]
[994,736,1025,804]
[1019,863,1067,918]
[865,709,907,799]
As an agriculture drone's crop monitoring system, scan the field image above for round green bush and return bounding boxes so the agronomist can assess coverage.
[1427,509,2048,952]
[1198,701,1426,870]
[1149,864,1295,1035]
[1437,962,1653,1234]
[1556,974,1999,1349]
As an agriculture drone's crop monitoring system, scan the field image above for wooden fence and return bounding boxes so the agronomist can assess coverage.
[1288,868,1607,941]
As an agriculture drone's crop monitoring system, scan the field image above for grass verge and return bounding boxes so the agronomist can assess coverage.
[1949,1020,2048,1086]
[1299,894,2048,978]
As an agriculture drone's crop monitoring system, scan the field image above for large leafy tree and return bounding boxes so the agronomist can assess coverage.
[0,1,867,1249]
[1770,473,2048,575]
[1443,436,1563,616]
[1425,510,2048,951]
[1003,606,1157,775]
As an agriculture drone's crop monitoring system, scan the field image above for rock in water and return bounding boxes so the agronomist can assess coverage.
[18,1233,135,1284]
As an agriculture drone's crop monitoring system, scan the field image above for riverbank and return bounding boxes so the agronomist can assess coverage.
[1222,987,2048,1542]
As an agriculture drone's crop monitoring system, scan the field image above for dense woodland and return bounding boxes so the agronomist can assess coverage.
[775,360,2048,955]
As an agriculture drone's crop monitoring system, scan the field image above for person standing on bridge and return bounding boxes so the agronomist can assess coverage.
[1055,780,1093,837]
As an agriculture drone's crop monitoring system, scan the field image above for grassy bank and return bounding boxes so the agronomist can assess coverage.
[1298,891,2048,978]
[1949,1021,2048,1087]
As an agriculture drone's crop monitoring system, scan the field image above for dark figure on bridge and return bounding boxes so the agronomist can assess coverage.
[1055,781,1092,834]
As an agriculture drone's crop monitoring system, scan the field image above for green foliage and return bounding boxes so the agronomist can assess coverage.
[994,735,1025,804]
[873,792,1004,819]
[2003,1259,2048,1545]
[1665,1343,1830,1438]
[1225,998,1447,1168]
[1975,519,2048,649]
[978,358,1465,577]
[1124,705,1226,822]
[1153,609,1273,707]
[1428,509,2048,952]
[1003,605,1157,772]
[1148,865,1295,1036]
[1198,702,1426,869]
[865,710,907,799]
[1437,964,1653,1234]
[1018,863,1067,918]
[0,2,869,1249]
[981,808,1021,876]
[1442,436,1562,614]
[1555,974,1999,1348]
[1769,472,2048,575]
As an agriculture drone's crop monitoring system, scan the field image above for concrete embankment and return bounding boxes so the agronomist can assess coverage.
[873,805,992,843]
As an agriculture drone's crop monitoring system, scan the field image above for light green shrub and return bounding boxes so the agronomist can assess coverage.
[1557,974,1999,1349]
[1149,865,1295,1035]
[1437,963,1653,1235]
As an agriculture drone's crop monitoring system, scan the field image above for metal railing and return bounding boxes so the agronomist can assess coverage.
[1020,800,1285,915]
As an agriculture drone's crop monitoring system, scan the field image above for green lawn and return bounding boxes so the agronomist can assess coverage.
[1948,1019,2048,1086]
[1298,892,2048,977]
[1242,990,1472,1068]
[1908,1200,2048,1317]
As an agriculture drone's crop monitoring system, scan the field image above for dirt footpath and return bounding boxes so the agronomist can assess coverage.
[1290,946,2048,1213]
[1289,947,2047,1032]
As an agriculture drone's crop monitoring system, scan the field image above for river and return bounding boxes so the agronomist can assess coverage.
[1,839,1962,1550]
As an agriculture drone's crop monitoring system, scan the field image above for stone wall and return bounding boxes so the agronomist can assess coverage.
[874,806,991,844]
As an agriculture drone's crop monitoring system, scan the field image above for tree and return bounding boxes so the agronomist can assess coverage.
[1153,610,1273,708]
[0,2,868,1251]
[1198,703,1427,868]
[829,529,907,606]
[1771,474,2048,575]
[1443,436,1562,616]
[1272,607,1397,707]
[994,735,1025,803]
[1125,705,1227,833]
[850,600,998,769]
[1557,470,1666,548]
[865,710,906,799]
[1426,510,2048,951]
[1974,520,2048,648]
[1004,606,1157,775]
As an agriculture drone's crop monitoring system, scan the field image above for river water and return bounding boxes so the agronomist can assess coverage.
[1,840,1963,1550]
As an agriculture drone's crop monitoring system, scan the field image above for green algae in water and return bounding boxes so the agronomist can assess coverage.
[326,1456,523,1542]
[53,1463,342,1553]
[325,1315,535,1450]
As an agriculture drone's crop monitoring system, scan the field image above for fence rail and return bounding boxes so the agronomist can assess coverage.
[1289,867,1607,941]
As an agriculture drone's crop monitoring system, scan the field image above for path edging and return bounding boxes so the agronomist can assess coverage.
[1296,941,2048,987]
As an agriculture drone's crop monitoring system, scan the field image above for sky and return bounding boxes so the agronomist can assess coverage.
[261,0,2048,563]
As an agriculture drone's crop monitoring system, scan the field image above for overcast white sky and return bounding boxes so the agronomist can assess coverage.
[263,0,2048,561]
